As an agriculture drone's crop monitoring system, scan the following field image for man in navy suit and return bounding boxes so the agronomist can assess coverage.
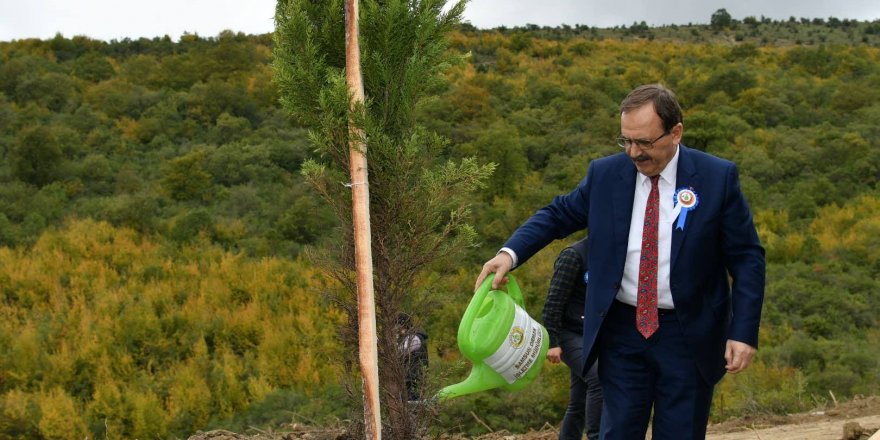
[475,84,765,439]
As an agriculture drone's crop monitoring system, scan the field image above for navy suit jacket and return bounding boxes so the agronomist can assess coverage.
[504,145,765,384]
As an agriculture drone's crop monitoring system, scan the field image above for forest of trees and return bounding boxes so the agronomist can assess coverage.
[1,12,879,438]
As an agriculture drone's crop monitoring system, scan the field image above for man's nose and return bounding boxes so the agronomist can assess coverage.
[626,146,640,159]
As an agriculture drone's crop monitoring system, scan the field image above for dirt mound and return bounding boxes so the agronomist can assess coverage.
[188,425,345,440]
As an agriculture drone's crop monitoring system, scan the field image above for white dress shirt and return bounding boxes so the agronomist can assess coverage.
[616,145,680,309]
[501,146,681,310]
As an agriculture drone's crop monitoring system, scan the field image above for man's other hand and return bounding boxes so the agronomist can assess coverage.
[725,339,756,374]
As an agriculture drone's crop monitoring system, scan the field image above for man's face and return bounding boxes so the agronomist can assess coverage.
[620,103,682,177]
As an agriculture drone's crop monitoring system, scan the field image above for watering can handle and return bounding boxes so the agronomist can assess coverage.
[470,273,524,309]
[459,274,526,359]
[505,275,525,308]
[457,273,493,359]
[473,273,523,303]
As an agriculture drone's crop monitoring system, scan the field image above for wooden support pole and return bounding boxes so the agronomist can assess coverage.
[344,1,381,439]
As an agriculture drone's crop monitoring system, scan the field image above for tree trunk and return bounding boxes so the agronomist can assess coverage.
[344,0,381,439]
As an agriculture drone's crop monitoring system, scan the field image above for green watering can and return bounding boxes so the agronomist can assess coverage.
[438,274,549,400]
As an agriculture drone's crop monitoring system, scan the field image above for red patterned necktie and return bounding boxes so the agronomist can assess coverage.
[636,175,660,339]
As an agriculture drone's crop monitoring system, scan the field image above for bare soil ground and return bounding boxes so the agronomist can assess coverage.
[703,396,880,440]
[189,396,880,440]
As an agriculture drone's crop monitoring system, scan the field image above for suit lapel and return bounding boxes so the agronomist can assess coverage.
[613,160,637,265]
[671,146,700,271]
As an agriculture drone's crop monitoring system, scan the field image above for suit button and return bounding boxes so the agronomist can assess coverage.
[599,311,606,317]
[613,282,621,289]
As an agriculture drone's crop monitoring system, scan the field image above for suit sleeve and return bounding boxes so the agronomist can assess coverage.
[721,163,766,348]
[503,163,593,267]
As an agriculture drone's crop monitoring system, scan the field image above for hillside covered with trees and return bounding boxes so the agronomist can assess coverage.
[1,11,879,438]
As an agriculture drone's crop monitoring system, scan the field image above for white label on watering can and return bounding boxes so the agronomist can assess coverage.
[484,303,544,384]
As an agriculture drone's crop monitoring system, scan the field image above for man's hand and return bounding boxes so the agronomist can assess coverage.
[546,347,563,364]
[475,252,513,291]
[725,340,756,374]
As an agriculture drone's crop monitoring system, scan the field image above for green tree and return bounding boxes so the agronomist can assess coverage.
[186,77,258,124]
[209,112,252,144]
[161,150,212,201]
[69,52,116,82]
[83,78,157,119]
[274,0,490,437]
[459,120,527,196]
[169,208,214,243]
[702,65,757,100]
[10,126,64,186]
[0,55,60,98]
[711,8,733,29]
[14,72,79,112]
[0,214,19,246]
[78,154,115,195]
[133,93,187,143]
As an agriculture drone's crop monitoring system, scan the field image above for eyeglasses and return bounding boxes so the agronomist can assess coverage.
[616,131,670,150]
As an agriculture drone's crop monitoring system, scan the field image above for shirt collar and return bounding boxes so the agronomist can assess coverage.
[637,144,680,187]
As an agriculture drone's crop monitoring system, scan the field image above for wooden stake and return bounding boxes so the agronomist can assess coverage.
[344,1,381,439]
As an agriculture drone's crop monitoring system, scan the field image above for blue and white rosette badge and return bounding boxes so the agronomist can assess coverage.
[671,187,699,230]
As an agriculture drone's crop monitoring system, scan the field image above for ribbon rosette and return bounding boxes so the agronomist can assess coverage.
[671,187,699,230]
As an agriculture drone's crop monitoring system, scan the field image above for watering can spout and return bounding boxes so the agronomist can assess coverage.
[437,363,509,400]
[439,274,549,400]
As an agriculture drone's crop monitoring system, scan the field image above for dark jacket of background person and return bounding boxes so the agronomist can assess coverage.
[542,238,602,440]
[398,315,428,401]
[542,243,588,349]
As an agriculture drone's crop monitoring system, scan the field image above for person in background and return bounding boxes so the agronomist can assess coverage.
[543,237,602,440]
[398,313,428,402]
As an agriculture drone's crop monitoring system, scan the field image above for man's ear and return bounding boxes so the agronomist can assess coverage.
[672,122,684,144]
